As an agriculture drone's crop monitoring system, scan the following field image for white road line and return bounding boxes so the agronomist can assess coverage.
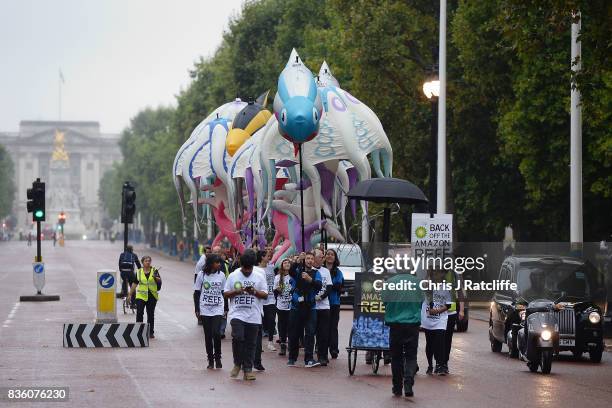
[156,307,189,332]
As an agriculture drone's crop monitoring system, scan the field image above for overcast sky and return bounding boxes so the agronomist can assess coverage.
[0,0,244,133]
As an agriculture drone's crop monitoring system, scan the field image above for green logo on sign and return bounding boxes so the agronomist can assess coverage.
[362,281,374,293]
[415,226,427,239]
[234,282,243,290]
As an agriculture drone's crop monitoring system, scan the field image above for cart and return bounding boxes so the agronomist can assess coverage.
[345,177,428,376]
[346,272,391,375]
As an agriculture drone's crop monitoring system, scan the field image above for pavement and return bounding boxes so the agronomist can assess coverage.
[1,239,612,408]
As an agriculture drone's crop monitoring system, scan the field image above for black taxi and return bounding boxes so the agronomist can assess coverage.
[489,255,605,363]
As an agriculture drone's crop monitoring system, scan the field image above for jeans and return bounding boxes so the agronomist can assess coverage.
[136,297,157,336]
[424,329,445,368]
[289,308,317,362]
[316,309,330,361]
[202,315,222,360]
[276,309,289,343]
[263,304,277,341]
[444,314,457,365]
[329,304,340,355]
[389,323,419,392]
[230,319,259,372]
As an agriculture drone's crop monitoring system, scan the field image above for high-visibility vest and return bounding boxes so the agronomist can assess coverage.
[135,268,159,301]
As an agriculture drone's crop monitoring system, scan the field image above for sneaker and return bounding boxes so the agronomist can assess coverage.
[404,386,414,397]
[318,359,329,366]
[441,365,449,375]
[215,358,222,369]
[392,388,402,397]
[287,359,296,367]
[266,341,277,352]
[305,360,320,368]
[230,365,241,378]
[426,366,433,375]
[435,365,446,376]
[330,352,338,359]
[207,359,214,369]
[279,343,287,356]
[243,371,256,381]
[254,363,265,371]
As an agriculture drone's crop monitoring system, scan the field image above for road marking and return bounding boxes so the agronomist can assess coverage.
[156,307,189,332]
[2,302,20,327]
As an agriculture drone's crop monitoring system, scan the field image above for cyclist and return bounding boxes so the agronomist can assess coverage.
[118,245,141,306]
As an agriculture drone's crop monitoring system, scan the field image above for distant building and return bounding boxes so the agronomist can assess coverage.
[0,121,121,233]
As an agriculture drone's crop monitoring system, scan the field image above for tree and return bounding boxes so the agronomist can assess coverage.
[0,145,16,219]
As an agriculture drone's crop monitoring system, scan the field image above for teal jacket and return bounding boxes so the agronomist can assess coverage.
[382,274,423,325]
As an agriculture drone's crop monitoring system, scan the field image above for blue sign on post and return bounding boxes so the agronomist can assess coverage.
[99,273,115,289]
[34,263,44,274]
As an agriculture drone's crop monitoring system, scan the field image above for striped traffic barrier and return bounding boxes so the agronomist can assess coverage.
[63,323,149,348]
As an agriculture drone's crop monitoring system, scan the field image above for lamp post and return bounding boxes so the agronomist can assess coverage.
[423,79,440,215]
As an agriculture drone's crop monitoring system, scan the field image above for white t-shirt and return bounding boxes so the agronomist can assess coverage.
[263,265,276,306]
[193,271,226,317]
[224,268,267,325]
[420,290,451,330]
[274,274,292,311]
[315,266,332,310]
[195,254,206,276]
[252,266,267,314]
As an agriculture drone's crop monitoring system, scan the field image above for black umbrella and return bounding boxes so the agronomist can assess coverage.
[347,178,428,204]
[347,177,428,244]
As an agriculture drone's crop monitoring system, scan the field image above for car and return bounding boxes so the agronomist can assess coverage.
[326,243,363,306]
[489,255,605,362]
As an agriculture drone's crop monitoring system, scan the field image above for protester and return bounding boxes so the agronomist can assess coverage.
[193,254,226,369]
[443,269,465,374]
[382,271,423,397]
[324,248,343,359]
[128,256,161,339]
[313,248,332,365]
[251,251,268,371]
[224,249,268,381]
[287,252,323,368]
[421,269,451,376]
[261,248,277,351]
[274,258,292,356]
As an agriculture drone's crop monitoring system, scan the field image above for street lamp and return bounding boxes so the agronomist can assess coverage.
[423,78,440,215]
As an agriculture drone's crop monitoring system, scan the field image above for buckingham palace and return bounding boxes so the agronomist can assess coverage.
[0,120,122,235]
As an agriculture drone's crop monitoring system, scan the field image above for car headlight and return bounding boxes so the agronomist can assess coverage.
[589,311,601,324]
[541,329,552,341]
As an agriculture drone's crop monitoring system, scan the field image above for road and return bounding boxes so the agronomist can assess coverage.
[0,240,611,408]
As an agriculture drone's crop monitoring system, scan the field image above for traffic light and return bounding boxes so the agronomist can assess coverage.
[26,178,45,222]
[121,182,136,224]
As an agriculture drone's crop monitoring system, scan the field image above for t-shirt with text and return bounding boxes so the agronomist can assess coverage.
[315,266,332,310]
[274,274,292,311]
[224,268,267,325]
[193,271,225,317]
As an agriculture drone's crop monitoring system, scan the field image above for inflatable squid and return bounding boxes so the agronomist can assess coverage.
[173,49,393,262]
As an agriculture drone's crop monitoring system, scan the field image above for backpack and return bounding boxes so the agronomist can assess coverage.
[119,252,135,271]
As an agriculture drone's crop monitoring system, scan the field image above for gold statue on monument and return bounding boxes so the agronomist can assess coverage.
[52,129,69,161]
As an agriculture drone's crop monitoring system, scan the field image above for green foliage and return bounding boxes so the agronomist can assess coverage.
[0,144,16,219]
[101,0,611,244]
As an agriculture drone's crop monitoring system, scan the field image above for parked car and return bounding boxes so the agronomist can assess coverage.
[326,243,363,306]
[489,255,605,363]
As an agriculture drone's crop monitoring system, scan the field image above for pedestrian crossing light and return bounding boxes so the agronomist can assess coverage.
[121,182,136,224]
[27,178,45,222]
